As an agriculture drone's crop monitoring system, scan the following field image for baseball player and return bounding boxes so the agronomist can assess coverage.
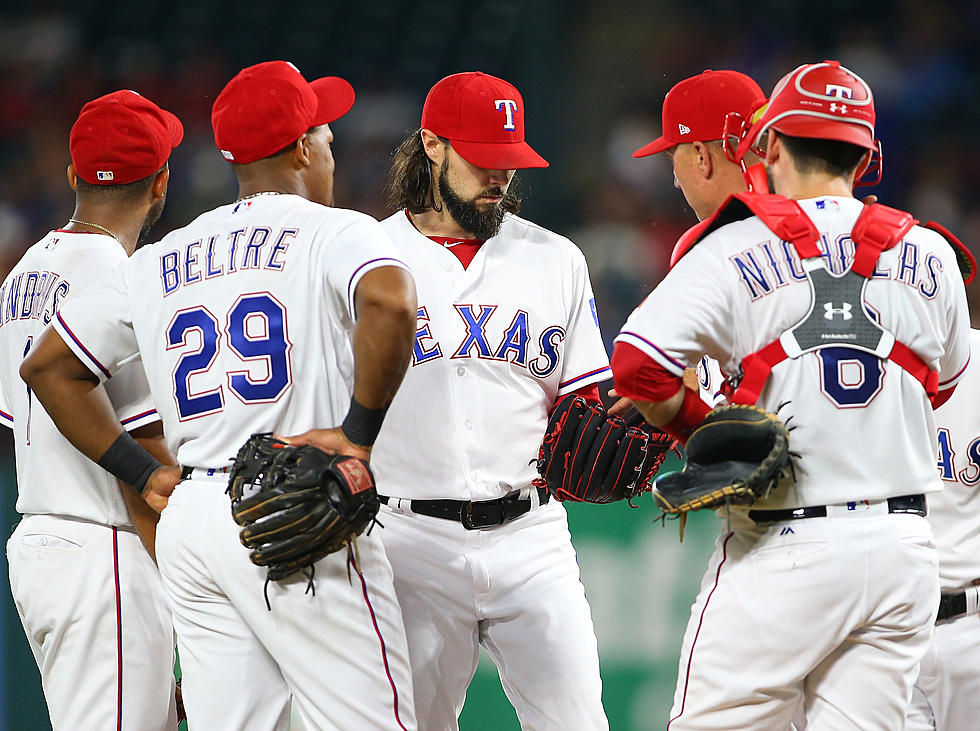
[631,69,767,408]
[370,71,610,729]
[907,327,980,729]
[0,91,180,730]
[612,60,970,730]
[634,69,767,222]
[21,60,419,730]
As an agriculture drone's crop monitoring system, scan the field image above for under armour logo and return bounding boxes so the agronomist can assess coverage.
[494,99,518,130]
[678,123,691,135]
[823,302,853,320]
[830,102,848,114]
[825,84,853,99]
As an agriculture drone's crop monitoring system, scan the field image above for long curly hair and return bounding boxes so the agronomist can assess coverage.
[384,130,522,214]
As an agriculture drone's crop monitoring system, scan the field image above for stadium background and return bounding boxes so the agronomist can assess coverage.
[0,1,978,728]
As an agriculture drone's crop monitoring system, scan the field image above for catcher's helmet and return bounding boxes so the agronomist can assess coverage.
[731,61,881,185]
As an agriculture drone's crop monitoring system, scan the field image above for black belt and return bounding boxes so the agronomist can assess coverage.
[180,466,230,480]
[748,494,926,523]
[379,488,550,530]
[937,592,968,622]
[936,586,980,622]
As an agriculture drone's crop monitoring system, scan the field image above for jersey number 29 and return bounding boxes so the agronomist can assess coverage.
[167,293,292,420]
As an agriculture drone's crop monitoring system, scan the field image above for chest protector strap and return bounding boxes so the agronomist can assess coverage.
[703,194,934,405]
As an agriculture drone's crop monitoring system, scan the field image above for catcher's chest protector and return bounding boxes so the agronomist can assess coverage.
[688,194,938,405]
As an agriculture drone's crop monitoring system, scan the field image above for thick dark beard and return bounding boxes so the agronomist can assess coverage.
[136,194,166,250]
[437,159,505,240]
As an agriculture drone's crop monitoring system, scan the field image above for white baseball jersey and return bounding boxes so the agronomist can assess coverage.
[371,211,611,501]
[617,195,971,508]
[931,328,980,591]
[51,193,418,730]
[0,231,158,526]
[53,194,409,466]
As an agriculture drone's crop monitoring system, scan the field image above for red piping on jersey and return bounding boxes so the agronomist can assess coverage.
[355,558,408,731]
[0,408,12,423]
[113,527,123,731]
[55,311,112,379]
[610,341,685,403]
[616,332,687,374]
[559,366,612,390]
[346,257,410,316]
[667,531,734,729]
[120,409,158,426]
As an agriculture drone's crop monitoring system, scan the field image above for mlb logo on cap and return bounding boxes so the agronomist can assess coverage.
[70,90,183,185]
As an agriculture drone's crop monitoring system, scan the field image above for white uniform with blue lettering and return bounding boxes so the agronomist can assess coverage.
[907,328,980,731]
[51,194,417,731]
[616,195,971,730]
[371,210,610,730]
[0,230,177,730]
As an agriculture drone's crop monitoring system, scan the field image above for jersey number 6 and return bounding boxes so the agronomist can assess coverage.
[167,292,292,420]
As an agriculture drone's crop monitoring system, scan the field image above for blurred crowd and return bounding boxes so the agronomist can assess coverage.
[2,0,979,351]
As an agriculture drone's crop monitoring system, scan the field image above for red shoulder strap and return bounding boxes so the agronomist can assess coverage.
[923,220,976,285]
[669,192,820,268]
[850,203,918,277]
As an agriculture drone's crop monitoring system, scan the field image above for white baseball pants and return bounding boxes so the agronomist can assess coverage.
[156,477,415,731]
[907,595,980,730]
[7,514,177,730]
[667,508,938,731]
[378,498,608,731]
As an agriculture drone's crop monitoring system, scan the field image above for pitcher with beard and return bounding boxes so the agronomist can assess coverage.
[366,71,611,730]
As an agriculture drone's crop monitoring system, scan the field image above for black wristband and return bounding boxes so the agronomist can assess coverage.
[341,397,388,447]
[97,431,162,493]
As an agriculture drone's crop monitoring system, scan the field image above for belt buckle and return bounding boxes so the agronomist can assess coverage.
[461,502,495,530]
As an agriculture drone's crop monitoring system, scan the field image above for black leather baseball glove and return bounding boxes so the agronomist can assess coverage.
[534,396,676,504]
[227,434,379,583]
[652,404,791,514]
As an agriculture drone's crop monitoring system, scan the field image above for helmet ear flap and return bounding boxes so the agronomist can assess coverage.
[854,140,883,188]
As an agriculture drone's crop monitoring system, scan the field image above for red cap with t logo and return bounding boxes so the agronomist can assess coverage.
[421,72,548,170]
[633,70,765,157]
[70,90,183,185]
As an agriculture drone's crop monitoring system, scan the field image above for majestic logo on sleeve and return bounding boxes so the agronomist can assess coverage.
[412,303,564,377]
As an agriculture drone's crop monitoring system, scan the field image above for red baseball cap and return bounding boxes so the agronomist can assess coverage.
[70,90,183,185]
[211,60,355,164]
[633,70,765,157]
[421,72,548,170]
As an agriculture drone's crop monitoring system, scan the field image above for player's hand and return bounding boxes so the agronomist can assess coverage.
[143,464,182,513]
[606,388,634,417]
[279,426,372,462]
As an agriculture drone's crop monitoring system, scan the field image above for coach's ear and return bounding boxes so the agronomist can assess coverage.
[151,165,170,200]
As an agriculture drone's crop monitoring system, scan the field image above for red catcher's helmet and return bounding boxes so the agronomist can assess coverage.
[733,61,882,186]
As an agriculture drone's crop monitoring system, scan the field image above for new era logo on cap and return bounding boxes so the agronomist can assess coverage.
[633,70,766,158]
